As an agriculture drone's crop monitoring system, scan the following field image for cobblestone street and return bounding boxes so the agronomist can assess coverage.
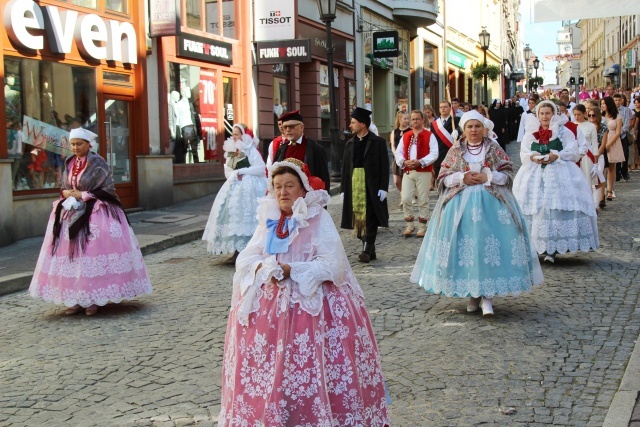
[2,143,640,426]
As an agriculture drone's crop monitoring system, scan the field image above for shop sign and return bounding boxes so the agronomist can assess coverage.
[510,72,525,80]
[626,50,636,69]
[255,39,311,65]
[372,31,399,58]
[298,22,349,64]
[3,0,137,64]
[149,0,180,37]
[254,0,295,41]
[22,116,72,155]
[177,34,232,66]
[199,69,218,161]
[446,48,466,68]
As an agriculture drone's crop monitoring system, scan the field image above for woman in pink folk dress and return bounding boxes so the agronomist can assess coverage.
[218,158,390,426]
[29,128,152,316]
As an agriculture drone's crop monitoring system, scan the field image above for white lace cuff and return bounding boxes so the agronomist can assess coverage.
[289,262,325,299]
[444,171,465,188]
[482,167,493,187]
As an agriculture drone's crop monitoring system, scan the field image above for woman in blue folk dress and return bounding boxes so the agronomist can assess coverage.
[411,111,543,316]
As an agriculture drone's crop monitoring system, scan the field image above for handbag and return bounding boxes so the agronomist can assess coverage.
[606,135,625,163]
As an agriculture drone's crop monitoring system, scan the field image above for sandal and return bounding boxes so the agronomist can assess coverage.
[65,305,82,316]
[606,191,613,201]
[85,305,99,316]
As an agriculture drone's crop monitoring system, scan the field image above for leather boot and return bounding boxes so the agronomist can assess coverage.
[359,242,372,263]
[370,243,377,260]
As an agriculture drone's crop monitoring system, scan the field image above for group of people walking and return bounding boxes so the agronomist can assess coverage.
[26,91,609,425]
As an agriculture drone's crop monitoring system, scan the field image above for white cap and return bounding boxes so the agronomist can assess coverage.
[69,128,98,145]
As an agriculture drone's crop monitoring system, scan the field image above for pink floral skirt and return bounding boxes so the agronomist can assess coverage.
[29,201,152,307]
[218,281,390,426]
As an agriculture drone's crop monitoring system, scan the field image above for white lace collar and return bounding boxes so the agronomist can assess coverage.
[258,190,329,228]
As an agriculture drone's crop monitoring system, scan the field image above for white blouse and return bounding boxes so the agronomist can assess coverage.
[443,145,509,188]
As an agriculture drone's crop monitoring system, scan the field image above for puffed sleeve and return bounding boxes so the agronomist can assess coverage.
[554,127,579,162]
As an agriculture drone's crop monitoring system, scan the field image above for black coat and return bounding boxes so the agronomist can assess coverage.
[340,133,389,229]
[274,136,331,191]
[489,107,509,148]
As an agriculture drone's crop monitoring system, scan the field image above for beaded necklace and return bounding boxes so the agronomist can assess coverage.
[275,212,290,239]
[466,142,483,155]
[71,156,87,189]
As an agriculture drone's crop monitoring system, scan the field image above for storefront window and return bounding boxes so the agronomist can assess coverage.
[72,0,98,8]
[394,75,409,113]
[106,0,127,13]
[424,43,437,71]
[186,0,202,30]
[206,0,236,39]
[272,64,289,135]
[5,57,98,192]
[168,63,210,164]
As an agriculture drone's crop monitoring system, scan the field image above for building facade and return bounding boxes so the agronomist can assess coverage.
[577,18,605,89]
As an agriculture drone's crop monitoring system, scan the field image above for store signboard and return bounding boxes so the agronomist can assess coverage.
[255,39,311,64]
[446,49,466,68]
[177,34,232,65]
[22,116,73,155]
[372,31,399,58]
[254,0,295,41]
[149,0,180,37]
[4,0,137,64]
[199,69,218,160]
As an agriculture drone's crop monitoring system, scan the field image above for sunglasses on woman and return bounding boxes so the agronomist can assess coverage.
[588,114,596,118]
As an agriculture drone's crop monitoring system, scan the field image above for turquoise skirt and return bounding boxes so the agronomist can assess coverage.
[410,185,543,298]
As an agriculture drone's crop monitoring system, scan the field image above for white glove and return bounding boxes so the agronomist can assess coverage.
[590,164,599,178]
[340,193,344,202]
[62,196,81,211]
[378,190,387,202]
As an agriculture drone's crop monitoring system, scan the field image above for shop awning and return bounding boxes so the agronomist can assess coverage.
[533,0,640,23]
[603,64,620,76]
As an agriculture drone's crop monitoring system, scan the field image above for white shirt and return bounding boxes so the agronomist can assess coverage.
[394,129,439,168]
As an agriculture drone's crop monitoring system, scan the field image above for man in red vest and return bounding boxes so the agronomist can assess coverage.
[395,110,439,237]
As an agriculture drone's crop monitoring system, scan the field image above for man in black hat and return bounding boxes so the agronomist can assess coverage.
[272,110,331,190]
[340,107,389,262]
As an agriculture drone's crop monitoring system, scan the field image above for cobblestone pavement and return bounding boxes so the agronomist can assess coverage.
[2,142,640,426]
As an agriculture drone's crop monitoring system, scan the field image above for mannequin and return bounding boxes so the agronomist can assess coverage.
[168,90,181,162]
[174,85,201,163]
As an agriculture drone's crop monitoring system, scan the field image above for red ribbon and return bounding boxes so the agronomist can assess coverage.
[533,127,552,145]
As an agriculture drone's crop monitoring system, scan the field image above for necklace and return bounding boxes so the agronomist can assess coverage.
[467,142,483,155]
[275,212,290,239]
[71,156,87,188]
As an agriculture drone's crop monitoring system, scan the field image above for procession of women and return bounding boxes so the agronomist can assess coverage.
[25,89,636,425]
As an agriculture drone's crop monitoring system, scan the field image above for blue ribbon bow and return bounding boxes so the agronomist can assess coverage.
[265,217,296,255]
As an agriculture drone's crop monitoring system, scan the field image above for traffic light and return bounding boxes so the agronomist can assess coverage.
[569,77,576,85]
[578,77,584,85]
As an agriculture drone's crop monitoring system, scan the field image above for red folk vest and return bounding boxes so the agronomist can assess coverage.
[403,129,433,173]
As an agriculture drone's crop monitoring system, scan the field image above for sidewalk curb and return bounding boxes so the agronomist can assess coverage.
[0,273,33,297]
[603,336,640,426]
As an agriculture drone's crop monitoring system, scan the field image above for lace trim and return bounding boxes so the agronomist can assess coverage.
[30,278,153,307]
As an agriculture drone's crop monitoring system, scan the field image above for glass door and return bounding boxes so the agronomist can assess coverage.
[104,96,135,207]
[222,75,239,139]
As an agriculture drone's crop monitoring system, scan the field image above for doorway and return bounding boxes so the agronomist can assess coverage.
[103,95,136,208]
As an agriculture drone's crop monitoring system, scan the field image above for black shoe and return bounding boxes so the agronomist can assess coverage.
[370,244,377,260]
[599,200,606,209]
[359,242,375,263]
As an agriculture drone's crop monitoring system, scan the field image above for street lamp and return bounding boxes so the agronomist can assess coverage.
[533,56,540,92]
[479,27,490,106]
[316,0,340,180]
[523,44,532,92]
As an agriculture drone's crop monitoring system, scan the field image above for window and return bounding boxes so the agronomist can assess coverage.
[394,75,409,113]
[72,0,97,8]
[186,0,202,30]
[272,64,290,134]
[106,0,127,13]
[424,43,437,71]
[206,0,236,38]
[5,57,98,191]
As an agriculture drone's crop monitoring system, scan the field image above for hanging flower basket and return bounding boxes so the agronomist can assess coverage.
[471,64,501,81]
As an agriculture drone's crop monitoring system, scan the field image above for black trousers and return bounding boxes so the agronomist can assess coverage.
[363,194,380,245]
[616,135,630,179]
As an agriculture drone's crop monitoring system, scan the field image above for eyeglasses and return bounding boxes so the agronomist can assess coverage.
[587,114,596,118]
[282,123,301,130]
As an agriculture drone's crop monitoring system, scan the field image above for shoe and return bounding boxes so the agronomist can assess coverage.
[370,244,377,261]
[65,305,82,316]
[358,242,373,263]
[85,305,99,316]
[599,200,606,209]
[480,297,494,316]
[543,254,555,263]
[416,229,426,238]
[402,225,415,237]
[467,297,481,313]
[612,190,616,199]
[224,251,239,265]
[606,191,613,201]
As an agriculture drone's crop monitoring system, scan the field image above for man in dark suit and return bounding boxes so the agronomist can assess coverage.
[430,100,462,180]
[273,110,330,190]
[340,107,389,262]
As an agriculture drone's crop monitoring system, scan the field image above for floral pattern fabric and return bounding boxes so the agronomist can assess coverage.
[218,190,389,426]
[29,200,152,307]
